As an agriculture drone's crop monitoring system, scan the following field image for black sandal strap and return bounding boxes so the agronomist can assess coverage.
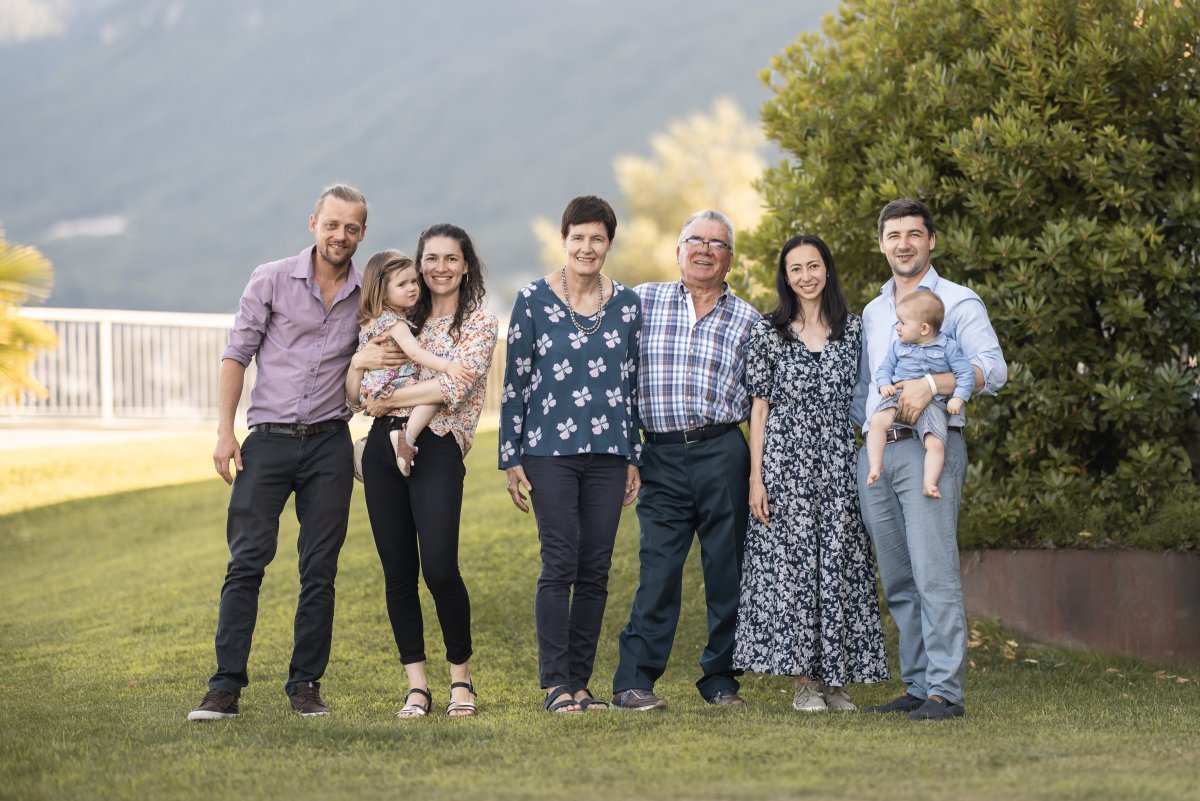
[544,687,576,711]
[404,687,432,708]
[449,681,475,694]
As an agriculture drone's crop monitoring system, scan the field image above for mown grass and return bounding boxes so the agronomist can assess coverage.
[1,431,1198,801]
[0,433,216,516]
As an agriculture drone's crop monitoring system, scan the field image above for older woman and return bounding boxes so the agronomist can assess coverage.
[732,234,888,711]
[346,224,498,719]
[499,195,641,713]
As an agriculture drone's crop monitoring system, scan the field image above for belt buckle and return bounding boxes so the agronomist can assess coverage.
[885,426,900,443]
[683,427,701,445]
[293,423,312,436]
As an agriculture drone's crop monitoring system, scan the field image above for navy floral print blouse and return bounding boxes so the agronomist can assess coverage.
[498,277,642,467]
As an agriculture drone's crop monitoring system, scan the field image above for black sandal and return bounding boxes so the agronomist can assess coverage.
[544,686,581,714]
[446,681,477,717]
[575,687,610,711]
[396,687,432,719]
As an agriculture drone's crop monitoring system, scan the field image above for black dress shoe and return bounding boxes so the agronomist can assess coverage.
[908,695,965,720]
[865,693,925,714]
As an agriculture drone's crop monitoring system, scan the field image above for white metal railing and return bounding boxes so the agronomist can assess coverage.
[4,307,243,423]
[2,307,505,428]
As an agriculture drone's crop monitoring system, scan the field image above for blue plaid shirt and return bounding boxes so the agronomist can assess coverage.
[636,281,760,433]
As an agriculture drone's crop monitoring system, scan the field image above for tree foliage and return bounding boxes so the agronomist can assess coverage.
[0,223,57,401]
[741,0,1200,544]
[534,98,766,286]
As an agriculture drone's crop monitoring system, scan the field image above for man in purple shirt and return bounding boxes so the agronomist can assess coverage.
[188,184,395,721]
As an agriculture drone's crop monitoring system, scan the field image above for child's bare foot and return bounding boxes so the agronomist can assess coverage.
[923,483,941,498]
[867,469,881,485]
[390,429,418,477]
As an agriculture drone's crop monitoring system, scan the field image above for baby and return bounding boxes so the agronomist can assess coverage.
[866,289,975,498]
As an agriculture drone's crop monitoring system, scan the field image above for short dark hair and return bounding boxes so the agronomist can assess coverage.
[315,184,368,224]
[560,195,617,240]
[877,198,934,239]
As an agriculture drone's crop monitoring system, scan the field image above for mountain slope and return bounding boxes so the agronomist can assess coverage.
[0,0,837,311]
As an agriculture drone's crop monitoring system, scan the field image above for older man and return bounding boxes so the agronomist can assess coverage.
[611,210,760,710]
[853,198,1007,721]
[187,185,399,721]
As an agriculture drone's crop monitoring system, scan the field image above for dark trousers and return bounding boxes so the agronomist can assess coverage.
[613,428,749,699]
[362,416,472,665]
[210,426,353,697]
[524,454,628,690]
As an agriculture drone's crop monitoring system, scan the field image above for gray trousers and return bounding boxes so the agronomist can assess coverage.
[856,432,968,705]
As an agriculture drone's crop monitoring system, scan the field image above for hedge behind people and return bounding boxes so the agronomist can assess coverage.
[739,0,1200,546]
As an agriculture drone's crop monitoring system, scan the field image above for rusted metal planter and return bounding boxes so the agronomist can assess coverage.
[960,549,1200,667]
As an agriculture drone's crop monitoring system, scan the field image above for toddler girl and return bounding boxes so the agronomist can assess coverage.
[355,249,474,476]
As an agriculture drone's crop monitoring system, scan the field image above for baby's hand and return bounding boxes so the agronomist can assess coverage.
[880,384,897,398]
[946,397,964,415]
[445,361,477,383]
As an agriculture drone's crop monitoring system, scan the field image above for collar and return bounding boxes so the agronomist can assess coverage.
[880,263,940,301]
[292,246,361,290]
[675,279,730,300]
[905,332,951,349]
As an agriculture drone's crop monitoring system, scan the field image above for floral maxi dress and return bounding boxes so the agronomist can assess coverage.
[732,315,888,686]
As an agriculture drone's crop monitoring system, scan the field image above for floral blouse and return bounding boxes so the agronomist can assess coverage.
[382,306,498,456]
[357,310,418,406]
[498,277,641,467]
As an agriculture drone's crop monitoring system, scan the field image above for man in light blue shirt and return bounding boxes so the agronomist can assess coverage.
[851,198,1006,720]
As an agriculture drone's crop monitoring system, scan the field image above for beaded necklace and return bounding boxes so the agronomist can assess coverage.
[561,267,605,335]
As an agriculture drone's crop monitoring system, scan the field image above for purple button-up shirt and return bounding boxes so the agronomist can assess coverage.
[222,246,362,427]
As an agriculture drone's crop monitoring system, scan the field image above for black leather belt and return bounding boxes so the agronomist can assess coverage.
[642,422,737,445]
[251,420,348,436]
[884,425,963,443]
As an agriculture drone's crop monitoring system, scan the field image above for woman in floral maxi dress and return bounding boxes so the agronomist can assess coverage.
[732,234,888,711]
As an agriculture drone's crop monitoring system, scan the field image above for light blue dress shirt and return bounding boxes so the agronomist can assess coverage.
[852,265,1006,432]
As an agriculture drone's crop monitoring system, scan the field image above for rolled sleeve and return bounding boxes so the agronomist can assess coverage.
[222,267,271,365]
[439,313,498,410]
[952,297,1007,396]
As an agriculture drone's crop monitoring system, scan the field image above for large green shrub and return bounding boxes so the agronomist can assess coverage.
[738,0,1200,546]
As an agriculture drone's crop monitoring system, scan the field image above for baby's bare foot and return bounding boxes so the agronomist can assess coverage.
[867,469,880,485]
[923,483,941,499]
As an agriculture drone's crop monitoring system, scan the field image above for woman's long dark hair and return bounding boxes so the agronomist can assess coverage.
[409,223,487,341]
[766,234,848,342]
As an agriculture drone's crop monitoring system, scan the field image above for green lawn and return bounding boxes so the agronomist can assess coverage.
[1,431,1198,801]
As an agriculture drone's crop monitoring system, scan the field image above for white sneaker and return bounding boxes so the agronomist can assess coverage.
[792,680,827,712]
[822,684,856,710]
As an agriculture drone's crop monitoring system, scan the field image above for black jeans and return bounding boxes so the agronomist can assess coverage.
[210,426,353,697]
[524,454,628,690]
[363,416,472,665]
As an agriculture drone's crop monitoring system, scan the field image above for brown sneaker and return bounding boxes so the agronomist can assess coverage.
[289,682,330,717]
[187,689,240,721]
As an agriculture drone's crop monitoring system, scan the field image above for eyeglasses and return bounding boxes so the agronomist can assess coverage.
[681,236,732,253]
